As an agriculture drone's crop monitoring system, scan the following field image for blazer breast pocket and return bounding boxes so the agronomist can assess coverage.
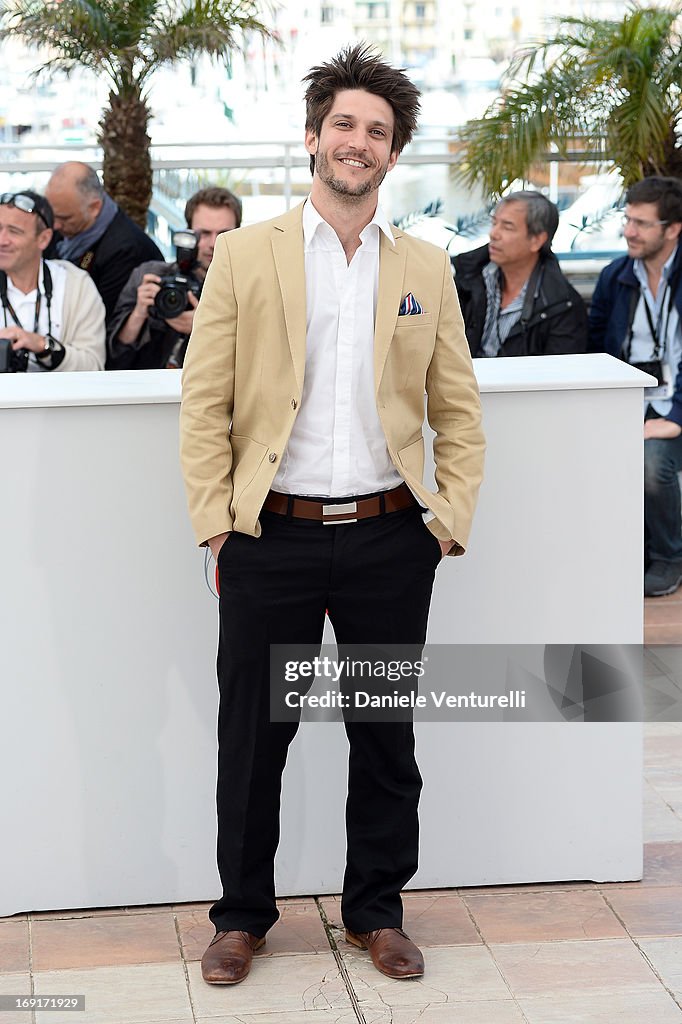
[392,314,436,390]
[396,312,434,328]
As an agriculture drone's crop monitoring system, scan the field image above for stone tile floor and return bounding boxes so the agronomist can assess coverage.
[645,591,682,644]
[2,618,681,1024]
[2,721,682,1024]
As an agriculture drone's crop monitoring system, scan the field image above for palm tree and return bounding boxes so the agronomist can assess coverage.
[0,0,274,226]
[458,4,682,198]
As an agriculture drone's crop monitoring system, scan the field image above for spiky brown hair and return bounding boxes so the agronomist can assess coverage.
[302,43,421,174]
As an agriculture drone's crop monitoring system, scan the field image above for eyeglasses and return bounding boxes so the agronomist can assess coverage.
[0,192,52,230]
[622,214,668,231]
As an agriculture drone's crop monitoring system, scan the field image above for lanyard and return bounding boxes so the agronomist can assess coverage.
[641,279,671,360]
[622,249,682,365]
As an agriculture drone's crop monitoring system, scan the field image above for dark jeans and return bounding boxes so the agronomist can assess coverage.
[209,503,441,938]
[645,427,682,563]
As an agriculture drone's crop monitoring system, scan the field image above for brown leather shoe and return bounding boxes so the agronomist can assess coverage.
[345,927,424,979]
[201,930,265,984]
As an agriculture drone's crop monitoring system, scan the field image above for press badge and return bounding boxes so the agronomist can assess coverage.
[646,361,674,401]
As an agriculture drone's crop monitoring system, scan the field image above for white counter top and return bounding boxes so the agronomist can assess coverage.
[0,343,644,911]
[0,354,655,409]
[0,368,182,409]
[473,353,656,393]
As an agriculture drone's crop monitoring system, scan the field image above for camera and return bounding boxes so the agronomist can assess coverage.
[154,273,201,319]
[632,360,665,386]
[0,338,29,373]
[154,230,202,320]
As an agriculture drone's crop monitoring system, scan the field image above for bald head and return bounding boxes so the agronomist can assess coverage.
[46,162,105,237]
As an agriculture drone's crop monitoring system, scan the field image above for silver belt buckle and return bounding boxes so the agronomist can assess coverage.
[322,501,358,525]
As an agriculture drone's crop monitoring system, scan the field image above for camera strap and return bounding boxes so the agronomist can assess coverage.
[0,260,53,337]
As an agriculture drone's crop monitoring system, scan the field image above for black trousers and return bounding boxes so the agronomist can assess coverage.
[210,501,441,938]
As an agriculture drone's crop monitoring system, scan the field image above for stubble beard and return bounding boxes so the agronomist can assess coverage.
[315,148,388,202]
[629,232,668,263]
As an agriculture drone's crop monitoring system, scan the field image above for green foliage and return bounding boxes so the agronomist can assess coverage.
[0,0,274,95]
[458,3,682,197]
[0,0,274,222]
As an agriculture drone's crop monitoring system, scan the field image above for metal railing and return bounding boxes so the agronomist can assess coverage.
[0,136,624,277]
[0,135,465,209]
[0,134,614,205]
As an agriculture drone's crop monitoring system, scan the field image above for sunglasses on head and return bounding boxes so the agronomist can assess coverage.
[0,192,52,230]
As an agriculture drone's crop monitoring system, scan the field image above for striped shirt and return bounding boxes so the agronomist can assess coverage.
[480,261,528,357]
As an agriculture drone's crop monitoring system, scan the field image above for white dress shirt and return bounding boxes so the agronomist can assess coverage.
[3,260,67,371]
[271,198,403,497]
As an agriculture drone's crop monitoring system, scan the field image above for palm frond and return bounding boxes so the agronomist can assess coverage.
[0,0,112,63]
[0,0,274,221]
[461,3,682,197]
[140,0,273,82]
[393,200,444,230]
[458,64,596,196]
[0,0,273,91]
[608,84,672,183]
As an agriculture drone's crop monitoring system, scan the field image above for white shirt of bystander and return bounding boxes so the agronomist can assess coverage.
[4,260,67,371]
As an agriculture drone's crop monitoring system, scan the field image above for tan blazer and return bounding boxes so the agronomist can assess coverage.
[180,203,485,554]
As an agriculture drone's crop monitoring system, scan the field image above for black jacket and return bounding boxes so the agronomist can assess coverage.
[453,244,588,357]
[589,247,682,427]
[67,209,163,325]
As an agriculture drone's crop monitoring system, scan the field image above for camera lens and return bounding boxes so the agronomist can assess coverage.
[155,284,187,319]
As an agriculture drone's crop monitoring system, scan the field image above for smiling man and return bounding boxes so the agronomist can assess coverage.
[311,104,394,196]
[590,176,682,597]
[180,44,485,986]
[454,191,587,357]
[0,191,105,372]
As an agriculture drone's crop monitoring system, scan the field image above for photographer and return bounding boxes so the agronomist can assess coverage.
[107,187,241,370]
[0,191,105,373]
[589,176,682,597]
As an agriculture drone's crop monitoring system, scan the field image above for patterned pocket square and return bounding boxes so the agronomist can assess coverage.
[398,293,424,315]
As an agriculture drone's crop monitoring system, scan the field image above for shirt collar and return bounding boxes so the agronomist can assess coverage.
[483,260,499,284]
[482,260,528,312]
[6,259,43,299]
[366,204,395,246]
[303,197,395,249]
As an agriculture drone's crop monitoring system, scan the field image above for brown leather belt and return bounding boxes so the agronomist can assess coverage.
[262,483,417,525]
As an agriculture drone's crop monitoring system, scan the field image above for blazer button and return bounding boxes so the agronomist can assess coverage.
[269,452,277,463]
[291,398,297,410]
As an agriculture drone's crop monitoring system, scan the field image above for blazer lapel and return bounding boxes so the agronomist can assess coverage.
[374,229,406,394]
[271,205,307,394]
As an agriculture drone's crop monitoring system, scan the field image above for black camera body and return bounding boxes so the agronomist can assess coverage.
[154,229,202,321]
[154,274,202,320]
[0,337,29,373]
